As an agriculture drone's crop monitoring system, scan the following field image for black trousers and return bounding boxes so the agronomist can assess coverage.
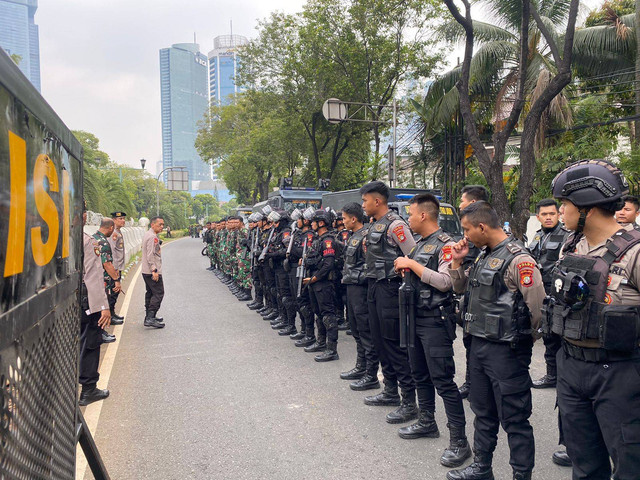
[79,311,102,387]
[557,348,640,480]
[257,266,268,307]
[309,278,338,344]
[367,278,414,395]
[142,274,164,313]
[542,332,562,376]
[275,265,296,325]
[347,284,378,376]
[408,318,465,428]
[334,277,346,320]
[469,336,534,473]
[252,266,263,305]
[263,263,277,311]
[463,332,472,385]
[108,288,120,315]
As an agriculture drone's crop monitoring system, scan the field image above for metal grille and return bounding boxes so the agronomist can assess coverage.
[0,295,78,480]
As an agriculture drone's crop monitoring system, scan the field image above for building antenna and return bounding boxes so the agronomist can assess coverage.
[230,19,233,38]
[194,32,197,44]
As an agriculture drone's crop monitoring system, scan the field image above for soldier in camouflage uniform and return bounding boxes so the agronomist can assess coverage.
[235,217,253,301]
[247,213,266,311]
[93,218,120,344]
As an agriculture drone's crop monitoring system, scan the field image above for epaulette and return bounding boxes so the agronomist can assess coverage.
[438,233,452,243]
[506,242,523,254]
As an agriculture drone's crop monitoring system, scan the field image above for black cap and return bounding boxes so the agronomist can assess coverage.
[111,211,127,218]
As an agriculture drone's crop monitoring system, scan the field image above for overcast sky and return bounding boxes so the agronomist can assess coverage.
[37,0,601,175]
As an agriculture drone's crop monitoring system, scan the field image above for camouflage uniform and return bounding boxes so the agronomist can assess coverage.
[236,227,252,289]
[93,231,114,295]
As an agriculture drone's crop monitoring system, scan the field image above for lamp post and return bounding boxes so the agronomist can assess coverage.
[155,166,187,216]
[322,98,398,187]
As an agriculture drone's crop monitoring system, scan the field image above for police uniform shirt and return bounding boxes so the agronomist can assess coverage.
[449,245,545,331]
[380,217,417,256]
[108,227,126,271]
[142,229,162,275]
[83,232,109,314]
[411,231,455,291]
[561,223,640,347]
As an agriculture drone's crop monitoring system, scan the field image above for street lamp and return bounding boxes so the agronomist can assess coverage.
[322,97,398,187]
[140,158,146,170]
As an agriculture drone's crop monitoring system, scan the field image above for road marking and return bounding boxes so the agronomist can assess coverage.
[75,238,186,478]
[160,350,209,360]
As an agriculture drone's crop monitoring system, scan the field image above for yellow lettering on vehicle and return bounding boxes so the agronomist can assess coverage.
[4,131,27,277]
[62,169,70,258]
[31,154,60,266]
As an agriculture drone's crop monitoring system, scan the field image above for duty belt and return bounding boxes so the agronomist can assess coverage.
[562,340,639,363]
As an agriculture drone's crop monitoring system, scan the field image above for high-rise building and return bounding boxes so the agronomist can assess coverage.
[0,0,41,92]
[159,43,210,189]
[208,35,247,106]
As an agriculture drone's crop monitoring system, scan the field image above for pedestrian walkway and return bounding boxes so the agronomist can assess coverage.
[86,238,570,480]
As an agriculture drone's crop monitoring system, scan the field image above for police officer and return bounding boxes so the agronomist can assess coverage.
[142,216,165,328]
[259,209,280,322]
[528,199,570,389]
[360,181,418,424]
[108,211,127,325]
[80,205,111,406]
[393,193,471,467]
[616,194,640,227]
[339,202,380,390]
[286,208,312,341]
[292,207,319,347]
[93,218,120,343]
[457,185,489,399]
[267,210,297,334]
[549,159,640,480]
[447,201,545,480]
[334,211,350,330]
[303,208,341,362]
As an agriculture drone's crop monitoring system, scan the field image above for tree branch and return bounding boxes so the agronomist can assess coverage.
[531,6,561,66]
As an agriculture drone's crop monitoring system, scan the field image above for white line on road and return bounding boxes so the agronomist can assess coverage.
[160,350,210,360]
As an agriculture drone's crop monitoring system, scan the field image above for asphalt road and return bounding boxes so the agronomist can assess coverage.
[88,237,571,480]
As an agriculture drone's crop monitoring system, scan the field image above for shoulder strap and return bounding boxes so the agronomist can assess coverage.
[602,228,640,266]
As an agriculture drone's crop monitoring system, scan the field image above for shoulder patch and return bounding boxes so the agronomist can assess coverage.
[351,238,359,246]
[375,223,385,232]
[487,258,504,270]
[112,234,118,241]
[154,237,159,244]
[517,261,535,287]
[283,231,291,239]
[392,225,407,243]
[442,245,452,261]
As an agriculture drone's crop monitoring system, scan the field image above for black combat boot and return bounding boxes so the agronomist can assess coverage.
[532,367,557,388]
[270,316,286,326]
[79,385,110,406]
[272,321,289,330]
[264,311,279,321]
[337,318,348,330]
[295,336,316,348]
[144,311,165,329]
[315,342,339,362]
[340,360,366,380]
[278,325,297,336]
[248,301,263,310]
[304,339,326,353]
[441,424,471,467]
[398,410,440,439]
[364,383,400,406]
[290,331,306,340]
[386,392,419,424]
[237,289,252,301]
[551,450,571,467]
[446,451,494,480]
[512,472,532,480]
[350,373,380,391]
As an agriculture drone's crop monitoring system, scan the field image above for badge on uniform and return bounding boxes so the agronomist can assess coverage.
[555,278,563,293]
[154,237,158,244]
[392,225,406,242]
[423,244,436,254]
[112,234,118,241]
[375,223,385,232]
[442,245,452,261]
[351,239,359,246]
[325,240,332,249]
[488,258,504,270]
[517,261,535,287]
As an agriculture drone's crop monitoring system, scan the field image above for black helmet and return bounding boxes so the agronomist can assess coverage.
[312,208,334,226]
[552,159,628,210]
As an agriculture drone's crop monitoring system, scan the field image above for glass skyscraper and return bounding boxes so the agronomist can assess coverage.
[0,0,41,92]
[159,43,210,188]
[208,35,247,106]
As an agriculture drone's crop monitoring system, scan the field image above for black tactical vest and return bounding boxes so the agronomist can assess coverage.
[528,224,569,290]
[464,239,532,343]
[308,231,338,276]
[342,226,369,285]
[365,211,406,280]
[544,228,640,352]
[289,229,309,262]
[408,229,454,315]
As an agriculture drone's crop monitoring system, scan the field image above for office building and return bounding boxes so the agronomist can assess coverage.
[159,42,210,189]
[208,34,247,106]
[0,0,41,91]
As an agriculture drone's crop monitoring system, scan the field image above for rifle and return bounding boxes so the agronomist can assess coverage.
[398,269,415,348]
[284,225,297,272]
[249,228,258,269]
[296,236,309,298]
[258,227,276,262]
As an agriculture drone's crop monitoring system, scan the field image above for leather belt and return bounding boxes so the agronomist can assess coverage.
[562,340,639,363]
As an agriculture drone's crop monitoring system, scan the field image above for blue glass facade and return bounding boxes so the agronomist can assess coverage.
[0,0,41,92]
[208,35,247,106]
[159,43,210,188]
